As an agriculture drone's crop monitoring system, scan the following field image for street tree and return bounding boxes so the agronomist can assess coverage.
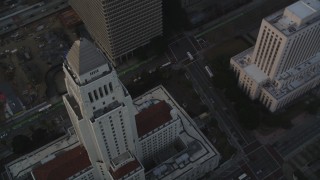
[12,135,33,154]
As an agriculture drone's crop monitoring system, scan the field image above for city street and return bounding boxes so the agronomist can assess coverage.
[0,100,71,159]
[184,57,286,179]
[0,0,69,35]
[185,59,255,149]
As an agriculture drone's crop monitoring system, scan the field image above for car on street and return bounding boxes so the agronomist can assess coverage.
[0,132,8,139]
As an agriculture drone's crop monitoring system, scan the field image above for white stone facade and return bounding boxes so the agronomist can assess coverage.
[230,0,320,112]
[61,39,220,180]
[63,39,141,179]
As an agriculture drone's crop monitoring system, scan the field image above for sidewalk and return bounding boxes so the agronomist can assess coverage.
[193,0,266,38]
[117,54,170,84]
[115,57,140,73]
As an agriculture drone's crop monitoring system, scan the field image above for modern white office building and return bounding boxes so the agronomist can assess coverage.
[22,38,220,180]
[69,0,163,66]
[230,0,320,112]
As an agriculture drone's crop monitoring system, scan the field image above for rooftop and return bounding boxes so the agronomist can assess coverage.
[109,159,142,180]
[66,38,109,76]
[64,94,83,120]
[58,8,82,27]
[263,53,320,99]
[265,0,320,35]
[6,132,79,179]
[135,101,173,138]
[230,47,254,68]
[244,64,269,83]
[134,86,220,180]
[32,146,91,180]
[286,1,317,20]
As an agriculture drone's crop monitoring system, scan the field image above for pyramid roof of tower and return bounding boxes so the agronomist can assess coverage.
[66,38,107,75]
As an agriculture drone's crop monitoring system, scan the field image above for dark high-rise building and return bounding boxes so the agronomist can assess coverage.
[69,0,163,66]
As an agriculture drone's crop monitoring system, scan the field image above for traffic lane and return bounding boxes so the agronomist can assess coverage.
[2,104,69,140]
[185,64,243,150]
[169,36,197,62]
[274,117,320,157]
[191,60,256,145]
[246,146,280,179]
[1,102,49,126]
[0,0,68,35]
[119,54,170,84]
[1,102,48,124]
[218,167,244,179]
[186,61,252,148]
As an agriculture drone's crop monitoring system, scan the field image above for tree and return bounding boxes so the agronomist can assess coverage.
[150,36,168,55]
[133,47,148,61]
[305,99,320,115]
[32,128,48,145]
[12,135,33,154]
[293,170,308,180]
[0,139,6,146]
[162,0,189,35]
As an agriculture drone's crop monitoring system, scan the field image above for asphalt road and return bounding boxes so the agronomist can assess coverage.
[273,115,320,158]
[0,101,71,159]
[183,58,286,179]
[185,59,255,150]
[0,0,69,35]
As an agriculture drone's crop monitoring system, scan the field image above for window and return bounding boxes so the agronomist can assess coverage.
[104,85,109,95]
[109,82,113,92]
[94,90,98,100]
[99,87,104,97]
[88,92,93,102]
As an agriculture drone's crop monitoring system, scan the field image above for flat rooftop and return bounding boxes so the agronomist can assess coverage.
[244,64,269,83]
[265,0,320,35]
[32,146,91,180]
[6,132,79,179]
[135,101,173,138]
[230,47,254,68]
[133,85,220,180]
[64,94,83,120]
[109,157,143,180]
[263,53,320,99]
[287,1,316,18]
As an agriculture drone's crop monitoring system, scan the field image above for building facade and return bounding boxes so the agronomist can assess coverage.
[56,38,220,180]
[69,0,163,66]
[230,0,320,112]
[63,38,142,179]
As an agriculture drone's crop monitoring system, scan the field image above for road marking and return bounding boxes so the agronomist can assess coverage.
[187,36,198,54]
[169,46,178,62]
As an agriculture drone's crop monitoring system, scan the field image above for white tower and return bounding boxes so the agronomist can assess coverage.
[63,38,140,179]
